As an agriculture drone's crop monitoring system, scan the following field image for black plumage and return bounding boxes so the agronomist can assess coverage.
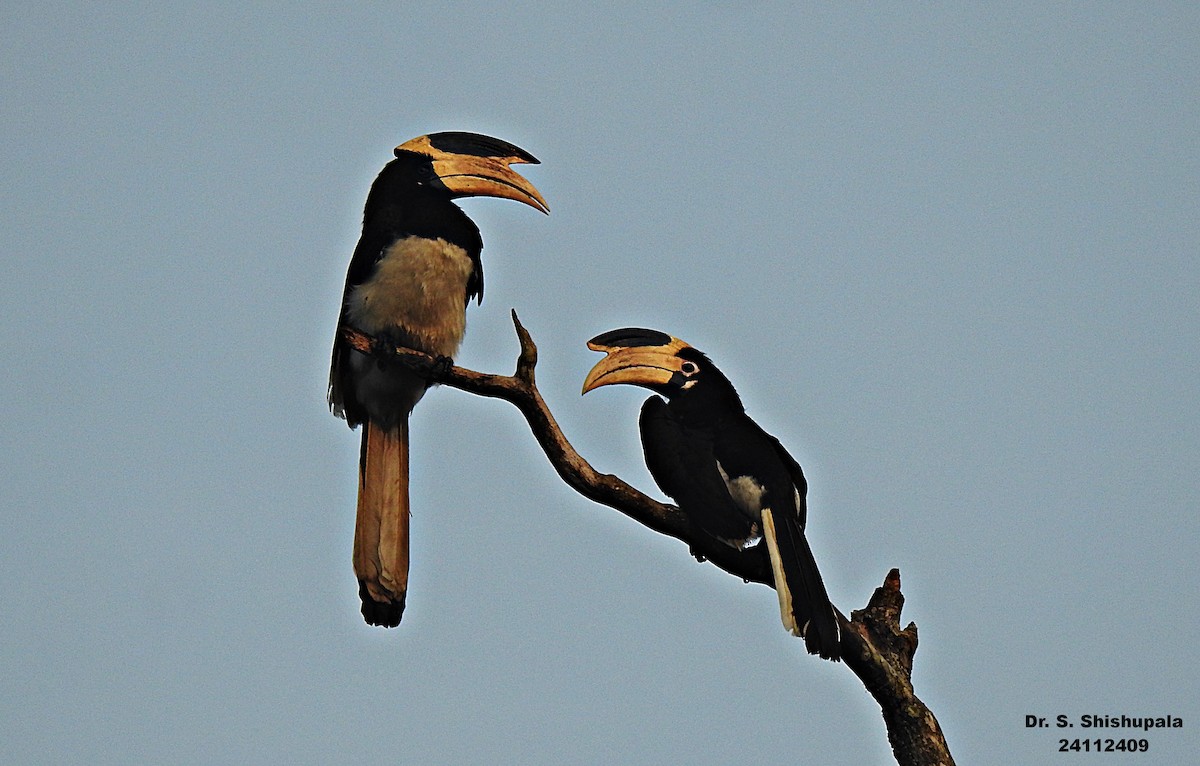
[584,330,841,659]
[329,132,546,627]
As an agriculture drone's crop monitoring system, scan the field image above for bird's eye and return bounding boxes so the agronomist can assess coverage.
[680,361,699,376]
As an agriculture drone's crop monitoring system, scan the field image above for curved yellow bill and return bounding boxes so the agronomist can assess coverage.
[396,133,549,214]
[582,341,690,394]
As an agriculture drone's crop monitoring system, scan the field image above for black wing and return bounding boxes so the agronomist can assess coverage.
[639,397,756,544]
[328,228,394,427]
[765,432,808,527]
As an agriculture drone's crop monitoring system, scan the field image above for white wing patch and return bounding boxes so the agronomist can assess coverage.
[715,461,765,548]
[715,461,765,514]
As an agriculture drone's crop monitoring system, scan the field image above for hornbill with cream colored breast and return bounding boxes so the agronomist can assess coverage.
[582,328,840,660]
[329,132,547,627]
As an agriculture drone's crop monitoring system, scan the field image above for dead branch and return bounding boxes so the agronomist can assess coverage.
[340,312,955,766]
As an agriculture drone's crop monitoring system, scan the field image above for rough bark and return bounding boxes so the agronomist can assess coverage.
[340,313,956,766]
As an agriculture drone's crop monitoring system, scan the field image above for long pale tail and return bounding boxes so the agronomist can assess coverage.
[354,418,410,627]
[762,508,841,660]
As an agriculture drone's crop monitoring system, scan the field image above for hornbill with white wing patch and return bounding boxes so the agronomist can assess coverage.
[582,328,841,660]
[329,132,547,627]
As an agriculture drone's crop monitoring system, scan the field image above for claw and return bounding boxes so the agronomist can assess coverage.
[430,355,455,381]
[368,332,403,370]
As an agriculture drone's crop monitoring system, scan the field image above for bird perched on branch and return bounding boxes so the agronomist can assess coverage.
[582,328,840,659]
[329,132,547,627]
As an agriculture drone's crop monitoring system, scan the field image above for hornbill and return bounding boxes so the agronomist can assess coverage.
[329,132,547,627]
[582,328,841,660]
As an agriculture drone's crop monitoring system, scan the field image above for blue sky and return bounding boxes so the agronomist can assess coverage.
[4,4,1198,764]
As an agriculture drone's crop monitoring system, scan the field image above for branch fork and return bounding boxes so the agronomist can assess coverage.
[340,312,955,766]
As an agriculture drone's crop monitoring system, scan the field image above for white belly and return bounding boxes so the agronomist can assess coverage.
[344,236,474,421]
[346,236,474,357]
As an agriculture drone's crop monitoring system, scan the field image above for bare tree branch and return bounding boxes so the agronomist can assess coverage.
[341,312,955,766]
[844,569,956,766]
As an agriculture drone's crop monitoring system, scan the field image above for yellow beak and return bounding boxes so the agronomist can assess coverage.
[582,337,690,394]
[396,133,549,214]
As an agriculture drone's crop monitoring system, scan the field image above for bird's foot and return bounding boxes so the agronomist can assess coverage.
[369,332,403,369]
[429,354,455,381]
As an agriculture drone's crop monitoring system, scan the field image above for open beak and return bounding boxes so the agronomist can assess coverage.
[396,132,549,214]
[582,330,691,394]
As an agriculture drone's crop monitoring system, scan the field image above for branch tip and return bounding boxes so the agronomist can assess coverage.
[884,568,901,592]
[510,310,538,380]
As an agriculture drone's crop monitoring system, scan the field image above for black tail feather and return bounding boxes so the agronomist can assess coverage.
[766,508,841,661]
